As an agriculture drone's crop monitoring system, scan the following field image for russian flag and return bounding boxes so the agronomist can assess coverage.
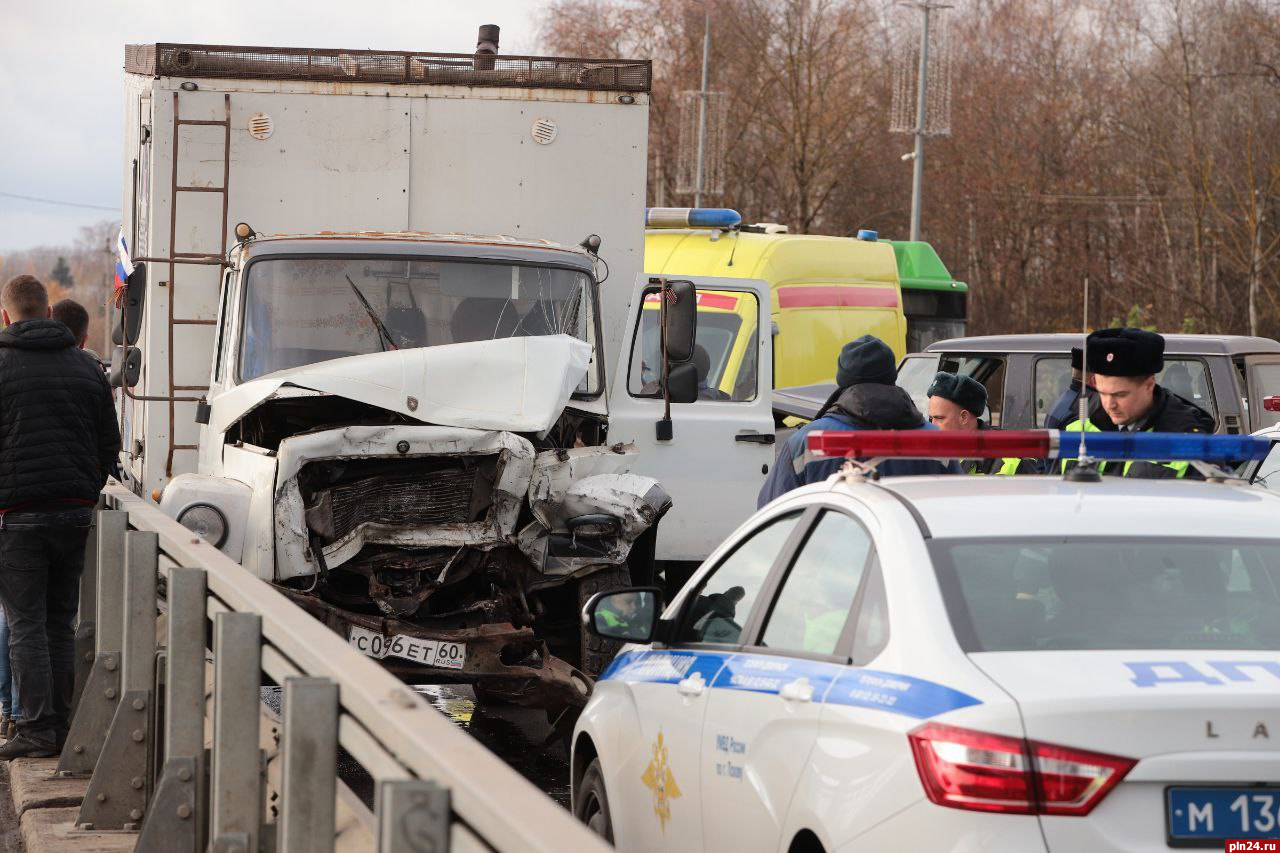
[114,227,134,294]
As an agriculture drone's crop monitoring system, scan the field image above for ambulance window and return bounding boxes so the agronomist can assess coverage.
[758,511,873,657]
[628,289,759,402]
[677,511,802,645]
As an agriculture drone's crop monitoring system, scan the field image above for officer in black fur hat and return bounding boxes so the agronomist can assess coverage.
[927,372,1039,475]
[1062,328,1213,478]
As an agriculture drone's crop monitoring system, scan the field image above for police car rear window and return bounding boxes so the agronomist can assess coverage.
[930,538,1280,652]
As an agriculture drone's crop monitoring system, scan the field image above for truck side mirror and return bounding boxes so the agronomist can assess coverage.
[111,263,146,346]
[109,345,142,388]
[662,279,697,363]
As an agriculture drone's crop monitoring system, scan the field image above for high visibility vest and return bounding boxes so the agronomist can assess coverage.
[1060,420,1192,478]
[964,457,1027,476]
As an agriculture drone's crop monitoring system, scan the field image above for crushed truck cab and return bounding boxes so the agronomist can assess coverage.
[158,233,670,708]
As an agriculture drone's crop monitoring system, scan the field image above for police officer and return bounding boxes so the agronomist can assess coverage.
[1044,347,1108,431]
[1062,328,1213,478]
[926,372,1039,475]
[757,335,951,507]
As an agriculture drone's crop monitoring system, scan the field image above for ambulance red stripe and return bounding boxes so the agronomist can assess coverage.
[777,285,899,309]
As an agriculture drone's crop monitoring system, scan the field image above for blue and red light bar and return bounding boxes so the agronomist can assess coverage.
[806,430,1271,463]
[644,207,743,229]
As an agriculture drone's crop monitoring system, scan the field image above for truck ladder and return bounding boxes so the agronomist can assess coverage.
[131,91,230,478]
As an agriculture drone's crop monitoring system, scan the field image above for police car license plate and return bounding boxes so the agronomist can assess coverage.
[1167,787,1280,843]
[347,626,465,670]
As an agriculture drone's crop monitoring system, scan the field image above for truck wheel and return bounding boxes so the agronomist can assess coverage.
[575,758,614,842]
[578,566,631,677]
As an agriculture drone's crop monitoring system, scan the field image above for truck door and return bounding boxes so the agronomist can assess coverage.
[609,276,775,564]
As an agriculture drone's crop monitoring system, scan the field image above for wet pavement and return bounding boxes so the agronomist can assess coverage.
[267,684,571,810]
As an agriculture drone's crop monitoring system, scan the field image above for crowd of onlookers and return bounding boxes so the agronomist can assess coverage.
[0,274,120,758]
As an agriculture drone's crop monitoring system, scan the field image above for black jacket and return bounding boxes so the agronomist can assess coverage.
[0,319,120,512]
[1073,385,1215,479]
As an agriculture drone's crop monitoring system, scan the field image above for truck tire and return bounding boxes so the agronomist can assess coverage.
[574,758,614,842]
[578,565,632,678]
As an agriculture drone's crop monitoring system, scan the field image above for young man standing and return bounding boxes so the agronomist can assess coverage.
[0,276,121,758]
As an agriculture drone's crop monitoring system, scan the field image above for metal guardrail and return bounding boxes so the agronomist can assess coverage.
[57,484,609,852]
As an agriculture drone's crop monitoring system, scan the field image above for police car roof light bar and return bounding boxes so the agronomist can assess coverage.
[806,430,1055,460]
[806,429,1270,463]
[644,207,743,230]
[1263,395,1280,412]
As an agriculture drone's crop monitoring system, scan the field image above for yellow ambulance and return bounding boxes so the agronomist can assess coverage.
[643,208,907,389]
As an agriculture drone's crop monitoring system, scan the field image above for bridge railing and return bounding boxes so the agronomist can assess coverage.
[58,483,609,853]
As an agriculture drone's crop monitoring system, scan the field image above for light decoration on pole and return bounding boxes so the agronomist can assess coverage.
[890,1,955,241]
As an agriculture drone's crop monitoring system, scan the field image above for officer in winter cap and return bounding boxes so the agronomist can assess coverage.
[1061,327,1214,478]
[927,371,1039,475]
[926,372,987,430]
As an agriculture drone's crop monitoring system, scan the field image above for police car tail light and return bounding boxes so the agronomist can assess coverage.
[1264,395,1280,413]
[807,430,1053,460]
[1032,741,1135,816]
[908,724,1036,814]
[909,724,1135,816]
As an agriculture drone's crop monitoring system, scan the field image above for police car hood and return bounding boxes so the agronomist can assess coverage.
[210,335,592,435]
[971,651,1280,765]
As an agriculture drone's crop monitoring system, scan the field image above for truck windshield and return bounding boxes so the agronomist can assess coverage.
[238,256,599,391]
[930,537,1280,652]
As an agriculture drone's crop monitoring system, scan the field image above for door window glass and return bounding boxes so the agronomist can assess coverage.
[936,356,1007,426]
[677,511,801,645]
[629,289,760,401]
[896,354,941,415]
[1034,356,1216,428]
[1248,361,1280,430]
[851,563,890,663]
[759,511,873,656]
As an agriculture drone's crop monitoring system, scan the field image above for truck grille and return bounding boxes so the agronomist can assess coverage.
[329,470,475,540]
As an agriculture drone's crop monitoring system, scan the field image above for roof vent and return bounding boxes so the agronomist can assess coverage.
[248,113,274,140]
[531,117,558,145]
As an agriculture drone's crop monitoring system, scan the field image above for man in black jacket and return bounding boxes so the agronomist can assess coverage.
[0,275,120,758]
[1060,328,1214,479]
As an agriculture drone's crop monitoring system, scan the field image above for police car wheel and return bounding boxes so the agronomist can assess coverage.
[575,758,613,842]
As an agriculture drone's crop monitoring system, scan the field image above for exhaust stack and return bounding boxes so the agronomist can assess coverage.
[475,25,500,70]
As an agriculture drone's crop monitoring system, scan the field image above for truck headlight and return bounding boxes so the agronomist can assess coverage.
[177,503,228,548]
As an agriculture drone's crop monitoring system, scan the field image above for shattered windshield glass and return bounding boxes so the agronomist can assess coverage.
[238,256,598,391]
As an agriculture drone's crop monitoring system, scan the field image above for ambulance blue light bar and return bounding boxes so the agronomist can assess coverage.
[807,430,1271,462]
[645,207,743,229]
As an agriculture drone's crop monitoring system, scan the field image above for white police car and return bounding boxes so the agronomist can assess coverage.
[572,430,1280,852]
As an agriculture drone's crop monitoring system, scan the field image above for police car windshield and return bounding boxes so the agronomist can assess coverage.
[930,538,1280,652]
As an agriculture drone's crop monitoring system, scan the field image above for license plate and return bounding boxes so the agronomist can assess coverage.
[1167,787,1280,844]
[347,626,466,670]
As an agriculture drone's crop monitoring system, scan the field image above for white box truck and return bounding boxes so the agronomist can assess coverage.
[114,37,778,707]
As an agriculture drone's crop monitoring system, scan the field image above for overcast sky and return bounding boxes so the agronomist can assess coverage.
[0,1,543,252]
